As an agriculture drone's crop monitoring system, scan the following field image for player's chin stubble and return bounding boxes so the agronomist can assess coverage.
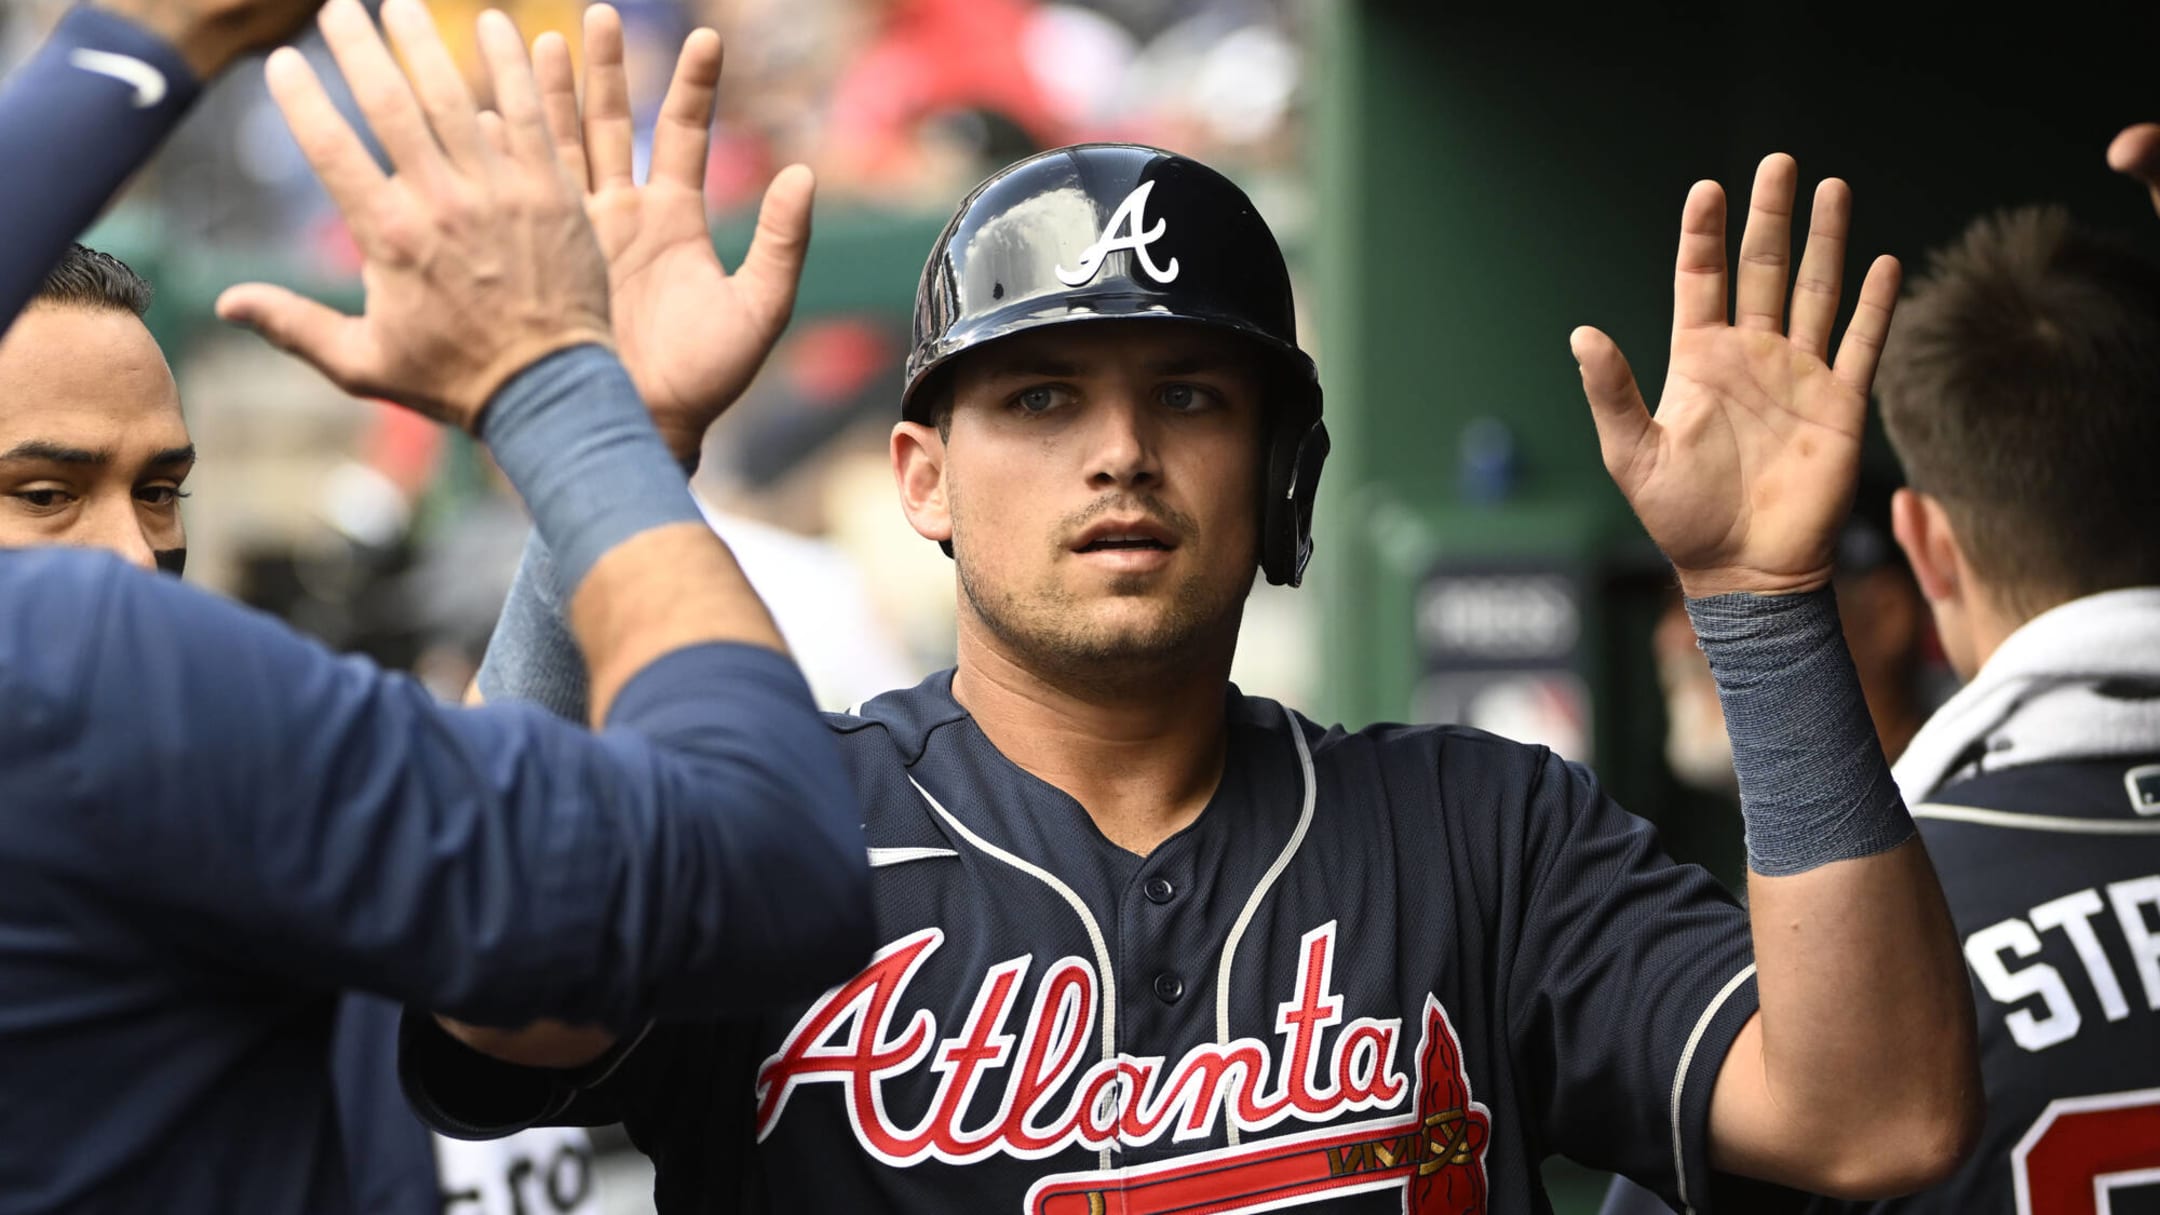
[952,526,1246,685]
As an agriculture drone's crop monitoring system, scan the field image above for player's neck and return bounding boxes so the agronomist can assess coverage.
[952,627,1235,858]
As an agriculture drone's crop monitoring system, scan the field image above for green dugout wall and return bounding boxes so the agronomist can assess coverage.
[1312,2,2160,798]
[1311,7,2160,1206]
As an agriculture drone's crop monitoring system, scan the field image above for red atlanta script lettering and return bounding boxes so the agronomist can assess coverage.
[754,922,1410,1166]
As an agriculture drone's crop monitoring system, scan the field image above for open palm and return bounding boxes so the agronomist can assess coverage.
[532,5,811,459]
[1573,155,1900,598]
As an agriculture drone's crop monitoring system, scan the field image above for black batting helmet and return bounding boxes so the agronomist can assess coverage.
[901,143,1329,588]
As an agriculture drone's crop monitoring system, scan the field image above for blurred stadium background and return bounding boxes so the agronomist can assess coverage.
[11,0,2155,1210]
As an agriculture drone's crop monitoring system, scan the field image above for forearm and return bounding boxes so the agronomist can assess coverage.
[16,555,865,1031]
[477,346,783,722]
[1725,841,1977,1192]
[0,7,200,328]
[437,1017,616,1069]
[1691,589,1978,1192]
[474,533,586,720]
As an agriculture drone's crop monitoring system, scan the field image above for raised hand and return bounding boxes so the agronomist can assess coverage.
[2108,124,2160,216]
[533,4,813,460]
[215,0,614,432]
[1572,154,1900,598]
[94,0,328,78]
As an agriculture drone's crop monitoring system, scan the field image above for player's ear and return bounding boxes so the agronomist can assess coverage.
[892,420,953,546]
[1890,488,1960,605]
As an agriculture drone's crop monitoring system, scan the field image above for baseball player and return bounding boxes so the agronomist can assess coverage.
[0,246,193,574]
[1611,141,2160,1215]
[0,240,607,1215]
[0,3,870,1211]
[400,16,1981,1214]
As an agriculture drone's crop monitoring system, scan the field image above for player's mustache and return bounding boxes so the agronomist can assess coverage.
[1056,494,1198,546]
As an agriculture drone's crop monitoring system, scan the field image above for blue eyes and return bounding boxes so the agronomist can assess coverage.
[1008,384,1217,417]
[1016,386,1065,414]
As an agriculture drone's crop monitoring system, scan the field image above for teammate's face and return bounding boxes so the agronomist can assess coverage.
[0,305,192,573]
[900,321,1266,674]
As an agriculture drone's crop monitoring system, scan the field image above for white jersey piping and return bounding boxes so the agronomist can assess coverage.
[1913,802,2160,834]
[908,777,1119,1168]
[1214,703,1319,1148]
[1671,962,1757,1215]
[866,846,960,867]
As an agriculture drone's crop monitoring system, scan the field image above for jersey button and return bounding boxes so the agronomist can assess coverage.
[1153,972,1184,1004]
[1143,877,1176,904]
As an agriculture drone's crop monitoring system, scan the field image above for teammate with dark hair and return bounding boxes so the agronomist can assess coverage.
[1604,131,2160,1215]
[0,239,605,1215]
[405,17,1982,1213]
[0,245,192,575]
[0,3,869,1212]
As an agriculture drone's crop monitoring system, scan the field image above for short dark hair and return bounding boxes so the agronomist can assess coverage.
[35,243,152,317]
[1875,206,2160,617]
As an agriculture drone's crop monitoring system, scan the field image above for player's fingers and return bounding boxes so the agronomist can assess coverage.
[1831,254,1901,396]
[735,164,816,326]
[377,0,487,172]
[261,47,387,221]
[580,4,634,190]
[476,110,512,159]
[2106,123,2160,215]
[316,0,449,183]
[215,283,375,391]
[1733,153,1795,333]
[649,28,723,191]
[474,9,554,167]
[532,30,589,190]
[1786,178,1850,361]
[1571,325,1656,487]
[1673,179,1728,336]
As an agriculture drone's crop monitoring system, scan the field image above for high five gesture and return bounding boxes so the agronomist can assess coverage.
[1573,154,1901,598]
[533,5,814,459]
[215,0,613,429]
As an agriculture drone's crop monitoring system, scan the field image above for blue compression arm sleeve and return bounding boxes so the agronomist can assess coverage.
[476,531,589,720]
[0,6,201,328]
[1686,588,1915,876]
[480,346,703,594]
[0,547,871,1030]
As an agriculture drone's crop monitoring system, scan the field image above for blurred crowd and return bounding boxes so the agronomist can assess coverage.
[0,0,1315,711]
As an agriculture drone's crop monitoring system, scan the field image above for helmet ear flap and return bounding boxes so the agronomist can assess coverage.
[1261,413,1329,587]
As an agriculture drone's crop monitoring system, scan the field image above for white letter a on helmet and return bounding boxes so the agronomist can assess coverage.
[1056,181,1181,287]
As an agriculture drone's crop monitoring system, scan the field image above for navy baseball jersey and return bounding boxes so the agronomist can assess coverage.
[0,547,867,1215]
[408,671,1765,1213]
[1828,757,2160,1215]
[1604,756,2160,1215]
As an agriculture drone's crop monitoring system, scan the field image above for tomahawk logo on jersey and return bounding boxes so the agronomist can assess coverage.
[405,676,1764,1213]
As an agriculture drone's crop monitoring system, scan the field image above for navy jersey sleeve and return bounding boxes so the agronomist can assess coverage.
[400,1015,763,1211]
[335,994,444,1215]
[0,548,870,1028]
[0,6,201,328]
[1499,749,1760,1214]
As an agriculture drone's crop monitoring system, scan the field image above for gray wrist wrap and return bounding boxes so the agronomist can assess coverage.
[1685,587,1914,876]
[478,345,701,594]
[476,532,589,721]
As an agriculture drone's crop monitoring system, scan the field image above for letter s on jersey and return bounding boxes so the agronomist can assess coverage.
[1966,919,2083,1052]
